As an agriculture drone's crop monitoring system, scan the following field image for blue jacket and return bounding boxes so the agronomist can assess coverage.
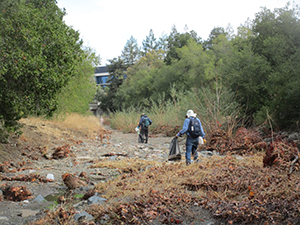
[138,115,152,129]
[177,117,205,138]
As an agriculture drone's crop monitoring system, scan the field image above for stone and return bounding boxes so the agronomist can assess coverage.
[109,155,117,160]
[74,211,93,222]
[32,194,45,203]
[87,195,107,205]
[200,150,214,157]
[46,173,54,180]
[73,200,87,208]
[20,209,39,217]
[0,217,9,221]
[90,175,107,181]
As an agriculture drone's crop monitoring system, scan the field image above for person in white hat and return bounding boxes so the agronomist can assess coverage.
[176,110,205,165]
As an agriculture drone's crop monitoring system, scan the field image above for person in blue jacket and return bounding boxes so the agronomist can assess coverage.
[176,109,205,165]
[137,113,152,143]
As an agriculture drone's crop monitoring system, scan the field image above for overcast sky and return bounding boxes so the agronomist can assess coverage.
[56,0,299,65]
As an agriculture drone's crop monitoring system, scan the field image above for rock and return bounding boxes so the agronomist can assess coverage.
[288,132,299,141]
[109,155,117,160]
[99,214,111,224]
[90,174,107,181]
[20,209,39,217]
[74,211,93,222]
[0,216,9,221]
[87,195,107,205]
[200,150,214,157]
[73,200,87,208]
[46,173,54,180]
[33,194,45,203]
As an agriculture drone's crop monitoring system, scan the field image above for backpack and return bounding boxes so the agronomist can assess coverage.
[188,117,201,138]
[142,117,150,128]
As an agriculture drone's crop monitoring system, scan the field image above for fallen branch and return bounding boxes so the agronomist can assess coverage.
[289,155,299,174]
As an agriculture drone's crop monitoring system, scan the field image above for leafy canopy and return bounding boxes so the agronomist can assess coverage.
[0,0,84,128]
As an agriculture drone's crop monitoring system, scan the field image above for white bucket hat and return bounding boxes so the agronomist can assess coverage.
[186,109,197,118]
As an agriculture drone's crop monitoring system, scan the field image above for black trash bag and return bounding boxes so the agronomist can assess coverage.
[168,137,181,161]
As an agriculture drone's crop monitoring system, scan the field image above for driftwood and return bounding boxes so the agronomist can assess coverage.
[289,154,299,174]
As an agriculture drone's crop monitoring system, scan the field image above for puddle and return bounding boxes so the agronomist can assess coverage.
[44,190,65,202]
[44,193,60,202]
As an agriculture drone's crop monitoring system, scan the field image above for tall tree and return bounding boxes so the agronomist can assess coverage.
[114,50,165,108]
[142,29,159,55]
[99,57,128,112]
[203,27,227,50]
[0,0,84,128]
[157,32,168,53]
[251,3,300,128]
[55,46,101,116]
[121,36,140,66]
[164,25,201,65]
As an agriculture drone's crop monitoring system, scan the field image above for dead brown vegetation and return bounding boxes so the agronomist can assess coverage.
[9,116,300,224]
[2,185,33,201]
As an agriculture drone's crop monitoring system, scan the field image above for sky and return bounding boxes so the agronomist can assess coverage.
[56,0,299,66]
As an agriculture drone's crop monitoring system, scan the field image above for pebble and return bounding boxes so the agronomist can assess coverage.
[0,217,9,221]
[46,173,55,180]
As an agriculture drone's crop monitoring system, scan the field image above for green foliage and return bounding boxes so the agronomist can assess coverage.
[98,57,129,112]
[110,83,240,137]
[203,26,228,50]
[102,3,300,130]
[110,91,184,136]
[121,36,140,66]
[250,3,300,128]
[164,25,202,65]
[54,47,100,116]
[110,106,143,132]
[114,50,164,108]
[142,29,159,55]
[226,34,271,119]
[0,0,84,129]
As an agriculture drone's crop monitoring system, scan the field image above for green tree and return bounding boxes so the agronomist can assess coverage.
[0,0,84,128]
[142,29,159,55]
[203,27,227,50]
[121,36,140,66]
[157,32,168,53]
[114,50,165,108]
[99,57,129,112]
[55,46,101,116]
[251,3,300,128]
[164,25,201,65]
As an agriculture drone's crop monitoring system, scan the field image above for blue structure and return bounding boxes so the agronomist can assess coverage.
[95,66,109,87]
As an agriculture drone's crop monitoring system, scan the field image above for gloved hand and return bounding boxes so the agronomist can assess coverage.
[176,132,181,138]
[135,127,139,133]
[203,138,207,144]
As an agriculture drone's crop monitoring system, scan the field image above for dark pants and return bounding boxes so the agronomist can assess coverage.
[140,128,149,143]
